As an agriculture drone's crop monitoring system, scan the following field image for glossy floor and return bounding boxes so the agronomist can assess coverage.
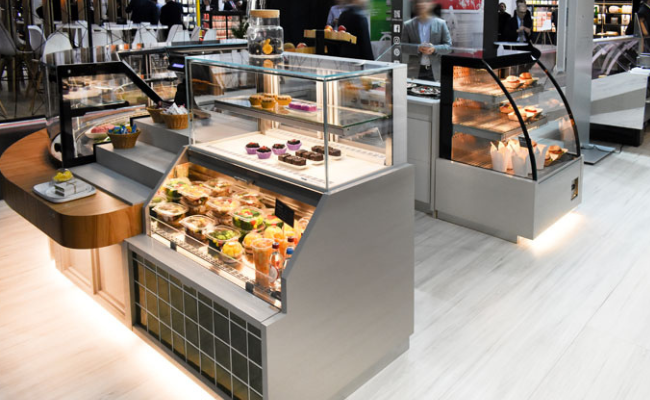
[1,136,649,399]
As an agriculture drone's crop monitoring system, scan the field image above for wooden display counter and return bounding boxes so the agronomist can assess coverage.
[0,130,142,249]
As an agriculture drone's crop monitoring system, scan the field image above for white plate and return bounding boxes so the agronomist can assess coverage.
[85,127,109,140]
[33,181,96,203]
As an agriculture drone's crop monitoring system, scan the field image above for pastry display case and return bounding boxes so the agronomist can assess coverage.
[184,51,406,192]
[131,52,414,400]
[435,50,583,242]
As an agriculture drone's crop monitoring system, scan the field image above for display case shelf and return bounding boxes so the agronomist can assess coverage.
[211,95,390,137]
[453,83,544,104]
[150,217,279,305]
[453,109,549,141]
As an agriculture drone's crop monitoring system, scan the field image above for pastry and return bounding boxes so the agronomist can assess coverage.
[272,143,287,155]
[500,104,514,114]
[261,97,276,110]
[296,150,323,161]
[503,76,522,90]
[311,145,341,157]
[277,95,292,106]
[519,72,532,80]
[246,142,260,155]
[264,93,278,101]
[287,139,302,151]
[231,206,264,231]
[279,155,307,166]
[180,215,216,244]
[549,145,562,155]
[53,169,74,183]
[257,146,272,159]
[249,94,263,106]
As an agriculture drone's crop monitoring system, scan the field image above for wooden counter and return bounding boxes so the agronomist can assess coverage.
[0,130,142,249]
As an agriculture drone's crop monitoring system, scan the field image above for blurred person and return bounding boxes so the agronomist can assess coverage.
[402,0,452,81]
[504,0,541,58]
[337,0,374,60]
[126,0,159,24]
[498,2,510,40]
[327,0,349,28]
[223,0,239,11]
[504,0,532,43]
[160,0,184,39]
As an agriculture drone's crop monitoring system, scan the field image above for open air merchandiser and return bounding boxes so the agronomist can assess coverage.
[129,51,414,400]
[435,50,583,242]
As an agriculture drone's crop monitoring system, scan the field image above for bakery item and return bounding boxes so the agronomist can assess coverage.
[246,142,260,155]
[287,139,302,151]
[520,72,532,80]
[257,146,272,159]
[164,177,191,202]
[311,145,341,157]
[503,76,522,90]
[277,95,292,106]
[549,145,562,155]
[272,143,287,155]
[261,97,276,110]
[249,94,263,106]
[500,104,514,114]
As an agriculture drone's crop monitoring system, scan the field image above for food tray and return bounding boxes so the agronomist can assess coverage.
[33,181,96,203]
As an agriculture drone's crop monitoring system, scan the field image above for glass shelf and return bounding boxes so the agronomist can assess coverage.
[211,95,390,137]
[453,82,545,104]
[452,108,549,141]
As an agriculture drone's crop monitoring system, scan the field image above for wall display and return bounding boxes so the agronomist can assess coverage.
[439,0,483,11]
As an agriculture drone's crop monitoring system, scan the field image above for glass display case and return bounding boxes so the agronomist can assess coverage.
[435,50,583,242]
[134,52,413,400]
[184,51,405,193]
[441,50,580,181]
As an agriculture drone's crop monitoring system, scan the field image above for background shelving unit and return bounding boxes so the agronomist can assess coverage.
[594,1,634,37]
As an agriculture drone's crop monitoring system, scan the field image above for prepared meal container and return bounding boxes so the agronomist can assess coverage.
[180,215,216,244]
[264,225,285,241]
[206,197,241,220]
[232,190,264,208]
[242,231,263,254]
[148,193,166,217]
[153,202,189,228]
[164,177,191,202]
[231,206,265,231]
[222,240,244,264]
[264,214,284,229]
[179,185,211,207]
[201,178,234,197]
[206,226,241,251]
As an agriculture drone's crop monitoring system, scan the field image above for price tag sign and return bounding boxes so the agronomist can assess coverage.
[274,199,295,227]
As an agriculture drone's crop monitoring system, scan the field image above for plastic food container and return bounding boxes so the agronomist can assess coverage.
[148,193,166,217]
[180,215,216,243]
[264,225,285,241]
[231,206,265,232]
[164,177,191,202]
[201,178,234,197]
[179,185,211,207]
[232,190,264,208]
[222,240,244,264]
[252,238,274,289]
[206,225,241,251]
[153,202,189,228]
[264,214,284,229]
[206,197,241,221]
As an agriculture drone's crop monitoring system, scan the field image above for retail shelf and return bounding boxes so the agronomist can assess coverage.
[453,109,548,141]
[211,95,390,136]
[454,84,544,105]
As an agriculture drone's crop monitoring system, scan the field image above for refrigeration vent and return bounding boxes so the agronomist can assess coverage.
[131,252,264,400]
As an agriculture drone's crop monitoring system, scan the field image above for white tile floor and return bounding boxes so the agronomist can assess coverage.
[1,134,650,399]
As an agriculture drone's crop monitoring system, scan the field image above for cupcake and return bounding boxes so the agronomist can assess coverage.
[261,97,276,110]
[257,146,272,159]
[287,139,302,151]
[272,143,287,155]
[249,94,264,107]
[246,142,260,155]
[277,95,292,106]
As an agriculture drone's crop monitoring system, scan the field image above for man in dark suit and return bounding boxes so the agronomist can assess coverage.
[160,0,184,39]
[337,0,374,60]
[498,2,511,41]
[504,0,532,43]
[126,0,159,24]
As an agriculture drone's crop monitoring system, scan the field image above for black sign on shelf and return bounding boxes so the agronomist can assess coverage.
[274,199,295,228]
